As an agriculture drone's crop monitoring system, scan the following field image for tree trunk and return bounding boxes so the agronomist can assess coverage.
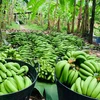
[71,0,76,33]
[57,17,60,32]
[47,4,50,30]
[82,0,89,37]
[0,0,2,46]
[88,0,96,44]
[77,0,82,33]
[67,22,71,34]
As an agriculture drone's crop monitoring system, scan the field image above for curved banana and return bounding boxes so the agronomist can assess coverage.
[91,82,100,98]
[4,80,18,93]
[59,63,70,83]
[75,77,82,94]
[7,77,17,89]
[71,83,76,92]
[78,72,87,80]
[24,76,32,88]
[80,63,94,74]
[67,69,75,86]
[0,62,7,72]
[14,75,24,90]
[79,68,93,76]
[9,62,20,69]
[96,92,100,99]
[55,60,68,79]
[87,77,97,96]
[70,70,78,86]
[0,76,2,83]
[84,61,96,73]
[0,70,7,79]
[0,82,8,94]
[6,69,12,77]
[82,76,93,95]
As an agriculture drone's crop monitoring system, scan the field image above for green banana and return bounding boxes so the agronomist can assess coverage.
[9,62,20,69]
[7,77,17,89]
[80,80,84,93]
[91,82,100,98]
[82,76,93,95]
[59,63,70,83]
[71,83,76,92]
[80,63,94,74]
[14,75,24,90]
[0,82,8,94]
[84,61,96,73]
[72,51,87,58]
[0,70,7,79]
[87,77,97,96]
[4,63,13,69]
[78,72,87,80]
[90,61,100,73]
[0,76,2,83]
[0,92,4,95]
[75,77,82,94]
[4,80,18,93]
[70,70,79,86]
[6,69,12,77]
[55,60,68,79]
[0,62,7,72]
[10,70,16,76]
[24,76,32,88]
[96,92,100,99]
[67,69,75,86]
[79,68,93,76]
[17,65,29,75]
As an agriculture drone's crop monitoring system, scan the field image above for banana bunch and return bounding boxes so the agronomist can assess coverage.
[79,60,100,80]
[71,76,100,99]
[55,60,70,83]
[0,61,32,95]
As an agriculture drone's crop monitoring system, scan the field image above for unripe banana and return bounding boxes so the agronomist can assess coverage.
[78,72,87,80]
[80,80,84,93]
[79,68,93,76]
[84,61,96,73]
[75,77,82,94]
[67,69,75,86]
[96,92,100,99]
[59,63,70,83]
[91,82,100,98]
[14,75,24,90]
[70,70,78,86]
[0,70,7,79]
[71,83,76,92]
[8,62,20,69]
[0,62,7,72]
[82,76,93,95]
[90,61,100,73]
[4,80,18,93]
[87,77,97,96]
[0,92,4,95]
[0,76,2,83]
[24,76,32,88]
[17,65,29,75]
[6,69,12,77]
[7,77,18,89]
[0,82,8,94]
[10,70,16,76]
[80,63,94,74]
[55,60,68,79]
[4,63,13,69]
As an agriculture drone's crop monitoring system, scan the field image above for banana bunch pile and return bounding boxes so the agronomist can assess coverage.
[0,61,32,95]
[71,76,100,99]
[55,51,100,99]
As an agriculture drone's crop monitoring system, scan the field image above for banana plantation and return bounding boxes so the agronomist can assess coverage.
[0,0,100,100]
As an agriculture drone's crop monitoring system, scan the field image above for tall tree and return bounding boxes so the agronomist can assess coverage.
[0,0,2,46]
[88,0,96,43]
[77,0,82,33]
[71,0,76,33]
